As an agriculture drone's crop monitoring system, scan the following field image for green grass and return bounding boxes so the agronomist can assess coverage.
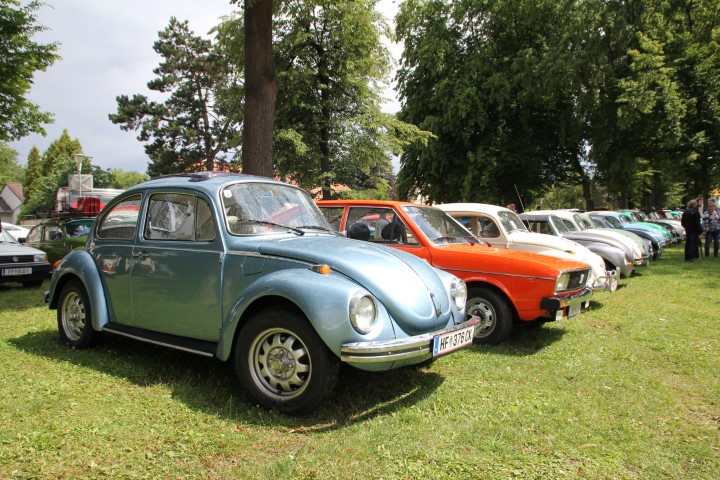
[1,246,718,479]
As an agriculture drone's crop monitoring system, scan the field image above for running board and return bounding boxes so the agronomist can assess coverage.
[102,323,217,357]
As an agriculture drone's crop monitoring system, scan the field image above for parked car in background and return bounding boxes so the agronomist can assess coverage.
[46,172,477,414]
[623,210,684,243]
[519,211,636,278]
[1,222,31,243]
[25,217,94,267]
[1,229,51,287]
[589,214,654,261]
[617,210,676,244]
[571,211,652,265]
[588,211,667,259]
[435,203,617,292]
[317,200,593,345]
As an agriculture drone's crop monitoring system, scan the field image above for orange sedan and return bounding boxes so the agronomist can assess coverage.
[317,200,593,344]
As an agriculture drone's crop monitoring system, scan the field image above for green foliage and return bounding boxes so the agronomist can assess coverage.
[108,169,149,189]
[268,0,429,198]
[20,130,85,216]
[109,17,243,176]
[0,0,59,141]
[39,129,83,176]
[0,142,24,184]
[395,0,720,209]
[22,145,41,197]
[21,153,78,216]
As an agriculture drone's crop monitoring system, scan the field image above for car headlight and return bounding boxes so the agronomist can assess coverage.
[555,272,571,292]
[34,253,47,263]
[349,293,377,334]
[450,278,467,310]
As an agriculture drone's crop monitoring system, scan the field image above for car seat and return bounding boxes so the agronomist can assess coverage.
[347,222,371,241]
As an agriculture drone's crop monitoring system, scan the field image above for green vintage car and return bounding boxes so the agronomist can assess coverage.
[45,172,476,414]
[25,218,94,267]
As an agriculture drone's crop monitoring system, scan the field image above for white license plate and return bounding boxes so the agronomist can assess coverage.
[432,324,475,357]
[2,267,32,276]
[568,303,581,317]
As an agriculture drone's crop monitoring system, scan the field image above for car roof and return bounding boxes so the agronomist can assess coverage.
[316,199,425,208]
[123,172,303,197]
[435,203,511,215]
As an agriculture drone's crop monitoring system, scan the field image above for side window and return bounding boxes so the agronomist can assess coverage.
[345,207,418,246]
[26,226,41,243]
[454,216,474,234]
[97,195,142,240]
[477,216,500,238]
[319,207,344,231]
[44,226,62,241]
[145,193,216,242]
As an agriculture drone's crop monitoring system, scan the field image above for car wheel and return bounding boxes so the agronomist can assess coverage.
[466,286,513,345]
[57,280,99,348]
[235,309,339,414]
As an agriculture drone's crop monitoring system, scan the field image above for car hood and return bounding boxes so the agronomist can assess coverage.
[255,235,452,335]
[508,231,584,252]
[507,231,605,274]
[427,242,589,279]
[0,242,46,257]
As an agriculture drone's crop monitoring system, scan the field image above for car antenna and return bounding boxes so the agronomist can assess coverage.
[514,184,525,212]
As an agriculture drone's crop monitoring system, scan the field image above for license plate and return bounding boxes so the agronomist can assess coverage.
[2,267,32,276]
[432,324,475,357]
[568,303,581,317]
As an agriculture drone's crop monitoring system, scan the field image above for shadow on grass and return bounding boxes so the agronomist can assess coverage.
[8,329,443,430]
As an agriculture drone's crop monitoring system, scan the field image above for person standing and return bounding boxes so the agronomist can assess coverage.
[703,200,720,257]
[682,199,703,262]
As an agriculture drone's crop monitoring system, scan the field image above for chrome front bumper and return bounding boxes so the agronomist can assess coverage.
[540,287,593,312]
[591,269,619,292]
[340,317,479,364]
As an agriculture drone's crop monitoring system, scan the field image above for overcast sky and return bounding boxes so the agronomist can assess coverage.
[9,0,400,174]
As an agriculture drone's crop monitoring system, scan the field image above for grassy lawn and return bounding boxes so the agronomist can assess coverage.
[1,246,718,479]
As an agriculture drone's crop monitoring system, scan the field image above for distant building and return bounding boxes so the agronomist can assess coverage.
[0,182,24,224]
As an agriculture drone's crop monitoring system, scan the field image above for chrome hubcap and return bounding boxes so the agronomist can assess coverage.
[250,329,311,399]
[467,299,495,337]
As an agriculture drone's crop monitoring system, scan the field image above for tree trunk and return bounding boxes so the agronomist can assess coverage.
[243,0,276,178]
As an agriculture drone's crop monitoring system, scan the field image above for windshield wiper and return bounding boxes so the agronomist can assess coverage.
[295,225,335,233]
[239,219,304,236]
[433,235,459,243]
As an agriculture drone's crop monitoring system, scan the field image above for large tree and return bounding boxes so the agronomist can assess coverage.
[272,0,427,198]
[398,0,692,208]
[0,143,24,184]
[21,130,86,216]
[0,0,59,141]
[241,0,276,177]
[109,17,242,176]
[395,0,584,205]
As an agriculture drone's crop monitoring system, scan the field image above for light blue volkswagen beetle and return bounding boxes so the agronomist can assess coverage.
[45,172,476,414]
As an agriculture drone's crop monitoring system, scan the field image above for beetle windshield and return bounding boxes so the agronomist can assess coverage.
[499,211,529,234]
[402,205,476,244]
[222,182,332,235]
[550,216,571,233]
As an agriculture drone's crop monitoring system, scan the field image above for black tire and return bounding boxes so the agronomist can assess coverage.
[57,280,99,348]
[466,286,514,345]
[235,309,339,415]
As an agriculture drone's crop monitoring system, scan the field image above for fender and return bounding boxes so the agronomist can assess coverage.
[47,250,110,332]
[581,241,627,267]
[216,267,396,361]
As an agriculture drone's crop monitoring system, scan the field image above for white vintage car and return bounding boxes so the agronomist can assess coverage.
[436,203,617,292]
